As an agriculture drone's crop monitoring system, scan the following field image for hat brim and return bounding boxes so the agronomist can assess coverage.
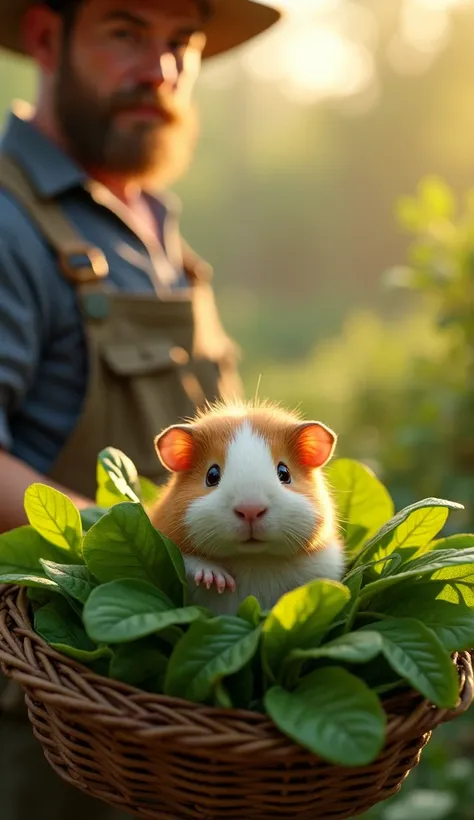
[0,0,282,60]
[202,0,281,59]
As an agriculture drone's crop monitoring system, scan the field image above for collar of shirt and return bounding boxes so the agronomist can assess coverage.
[0,99,183,225]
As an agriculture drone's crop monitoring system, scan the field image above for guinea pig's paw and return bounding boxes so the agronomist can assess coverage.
[194,563,236,595]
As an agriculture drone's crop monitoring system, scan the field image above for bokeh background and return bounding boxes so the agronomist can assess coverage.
[1,0,474,816]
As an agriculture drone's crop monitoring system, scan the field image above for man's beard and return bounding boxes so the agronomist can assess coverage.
[53,56,199,186]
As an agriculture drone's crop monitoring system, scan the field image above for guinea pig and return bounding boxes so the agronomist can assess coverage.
[150,400,345,616]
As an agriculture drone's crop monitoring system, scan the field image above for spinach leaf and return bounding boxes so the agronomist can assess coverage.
[34,597,105,663]
[165,616,261,703]
[356,498,464,568]
[96,447,141,505]
[326,458,394,558]
[40,560,97,604]
[359,617,459,708]
[83,578,209,644]
[262,580,350,678]
[265,667,386,766]
[372,581,474,652]
[24,484,82,558]
[82,502,186,605]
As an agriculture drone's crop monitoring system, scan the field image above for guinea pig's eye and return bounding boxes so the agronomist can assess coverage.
[277,462,291,484]
[206,464,221,488]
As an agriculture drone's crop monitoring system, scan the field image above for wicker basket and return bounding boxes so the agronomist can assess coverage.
[0,585,472,820]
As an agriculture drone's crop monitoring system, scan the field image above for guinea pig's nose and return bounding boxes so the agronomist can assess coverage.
[234,504,268,523]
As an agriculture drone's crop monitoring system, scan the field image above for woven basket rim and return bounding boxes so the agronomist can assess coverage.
[0,584,473,757]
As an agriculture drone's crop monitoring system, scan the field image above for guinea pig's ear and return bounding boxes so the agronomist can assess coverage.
[292,422,337,469]
[154,424,195,472]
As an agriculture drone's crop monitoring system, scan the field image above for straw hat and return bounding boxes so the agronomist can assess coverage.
[0,0,282,60]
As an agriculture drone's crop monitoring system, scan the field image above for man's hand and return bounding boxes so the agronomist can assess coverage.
[0,448,94,533]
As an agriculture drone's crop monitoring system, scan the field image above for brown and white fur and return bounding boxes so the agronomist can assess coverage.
[150,401,345,616]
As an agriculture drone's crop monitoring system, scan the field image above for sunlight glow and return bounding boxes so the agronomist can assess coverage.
[240,0,377,104]
[242,23,374,103]
[387,0,461,74]
[203,0,470,106]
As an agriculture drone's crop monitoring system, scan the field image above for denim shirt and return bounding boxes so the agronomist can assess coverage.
[0,104,187,474]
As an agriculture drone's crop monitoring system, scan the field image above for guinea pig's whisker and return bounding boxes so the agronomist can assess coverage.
[200,536,221,557]
[281,531,298,552]
[283,527,309,554]
[190,524,220,555]
[179,534,197,552]
[162,526,202,557]
[163,523,184,541]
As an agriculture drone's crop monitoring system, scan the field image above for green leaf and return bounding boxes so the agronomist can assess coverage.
[374,581,474,652]
[80,506,108,532]
[160,533,187,588]
[40,561,97,604]
[213,681,233,708]
[221,664,255,709]
[0,526,78,582]
[342,555,401,593]
[431,534,474,551]
[164,616,261,703]
[51,643,112,663]
[96,447,141,505]
[265,668,386,766]
[288,630,384,665]
[83,578,209,644]
[369,507,449,574]
[356,498,463,567]
[34,598,99,656]
[0,573,59,590]
[340,571,363,619]
[431,565,474,583]
[109,639,169,690]
[82,502,186,605]
[96,464,129,508]
[27,587,59,607]
[238,596,261,626]
[24,484,82,556]
[360,547,474,602]
[262,580,350,678]
[326,458,394,557]
[359,618,459,708]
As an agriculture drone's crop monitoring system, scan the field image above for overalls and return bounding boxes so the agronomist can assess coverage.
[0,153,243,819]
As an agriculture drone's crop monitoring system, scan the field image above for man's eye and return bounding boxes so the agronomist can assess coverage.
[112,28,140,42]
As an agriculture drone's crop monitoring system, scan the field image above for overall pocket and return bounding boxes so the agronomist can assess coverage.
[100,338,223,481]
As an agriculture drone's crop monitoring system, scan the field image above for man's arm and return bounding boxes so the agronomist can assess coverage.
[0,232,94,532]
[0,448,94,533]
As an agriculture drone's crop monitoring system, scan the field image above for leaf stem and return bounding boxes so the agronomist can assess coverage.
[343,596,361,634]
[354,611,390,623]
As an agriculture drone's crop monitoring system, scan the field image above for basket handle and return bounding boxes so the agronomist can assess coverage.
[440,651,474,725]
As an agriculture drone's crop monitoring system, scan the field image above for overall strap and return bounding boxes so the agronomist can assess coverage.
[181,238,214,285]
[0,150,211,289]
[0,151,108,284]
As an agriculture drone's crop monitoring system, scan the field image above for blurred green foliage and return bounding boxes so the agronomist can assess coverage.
[246,176,474,529]
[245,176,474,820]
[358,175,474,820]
[360,176,474,526]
